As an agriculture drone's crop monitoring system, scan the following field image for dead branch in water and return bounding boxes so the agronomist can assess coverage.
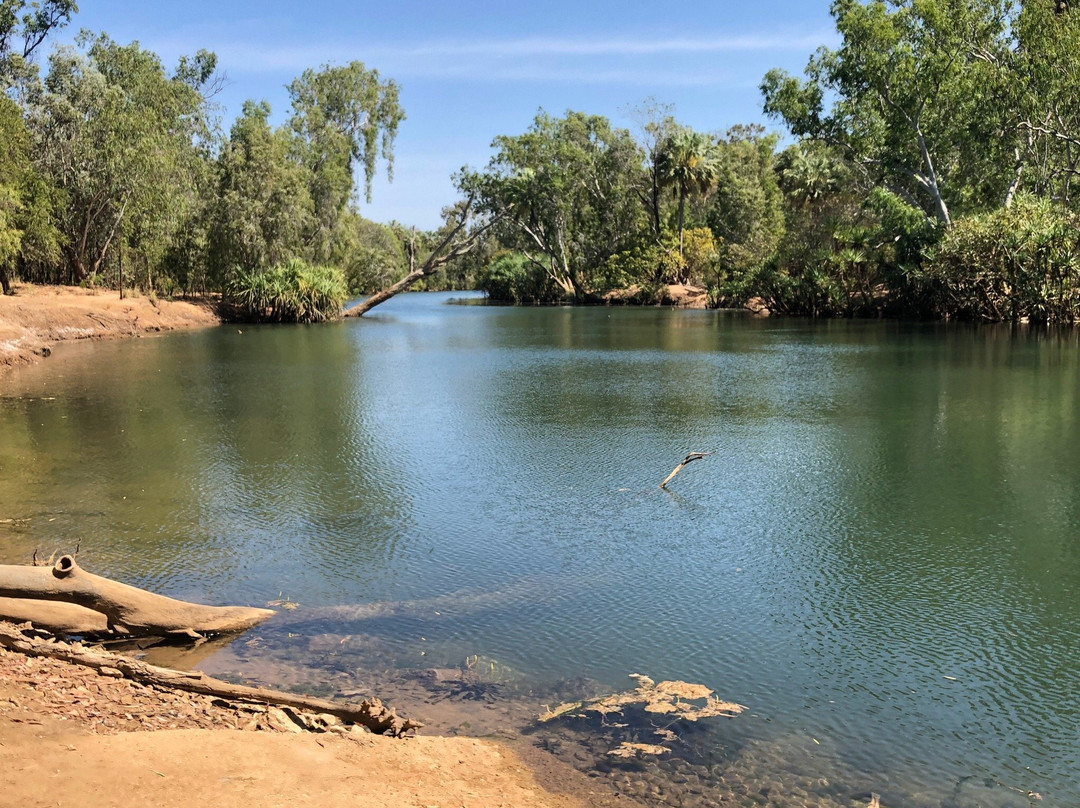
[659,452,713,489]
[0,621,421,736]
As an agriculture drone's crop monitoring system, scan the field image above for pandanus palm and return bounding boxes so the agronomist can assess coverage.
[656,128,720,256]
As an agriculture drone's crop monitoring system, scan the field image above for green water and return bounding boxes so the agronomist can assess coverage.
[2,293,1079,807]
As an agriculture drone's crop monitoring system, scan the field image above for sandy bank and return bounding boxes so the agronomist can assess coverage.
[0,284,220,374]
[0,638,589,808]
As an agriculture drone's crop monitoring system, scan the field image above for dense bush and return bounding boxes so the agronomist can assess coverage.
[924,196,1080,323]
[477,252,560,304]
[226,258,348,323]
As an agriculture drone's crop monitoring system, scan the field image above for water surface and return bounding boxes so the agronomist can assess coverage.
[2,293,1078,807]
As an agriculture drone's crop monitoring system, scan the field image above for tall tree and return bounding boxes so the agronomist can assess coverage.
[27,34,214,283]
[467,111,646,301]
[626,98,679,239]
[707,126,785,284]
[761,0,1014,227]
[209,100,315,278]
[656,127,720,255]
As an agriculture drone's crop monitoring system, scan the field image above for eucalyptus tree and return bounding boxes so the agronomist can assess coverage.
[656,127,720,254]
[1009,0,1080,205]
[0,96,61,293]
[626,98,680,239]
[761,0,1015,227]
[467,110,646,301]
[208,100,316,279]
[27,34,214,284]
[0,0,77,87]
[287,61,404,264]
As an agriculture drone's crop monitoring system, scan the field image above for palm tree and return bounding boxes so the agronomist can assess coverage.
[656,128,720,256]
[779,145,840,207]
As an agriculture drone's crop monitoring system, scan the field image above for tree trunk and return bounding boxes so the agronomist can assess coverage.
[0,596,110,635]
[0,622,421,736]
[0,556,275,638]
[345,265,427,317]
[0,266,12,296]
[344,196,499,317]
[677,194,686,257]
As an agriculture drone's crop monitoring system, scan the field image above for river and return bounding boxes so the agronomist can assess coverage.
[2,292,1078,807]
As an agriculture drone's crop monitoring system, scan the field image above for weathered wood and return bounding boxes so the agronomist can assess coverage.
[0,556,274,637]
[0,596,110,635]
[0,621,422,736]
[659,451,713,489]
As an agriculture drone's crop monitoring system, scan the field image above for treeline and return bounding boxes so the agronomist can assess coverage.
[0,2,476,321]
[3,1,1080,324]
[462,0,1080,322]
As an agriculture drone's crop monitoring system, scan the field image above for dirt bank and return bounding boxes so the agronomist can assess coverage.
[0,638,591,808]
[0,284,220,374]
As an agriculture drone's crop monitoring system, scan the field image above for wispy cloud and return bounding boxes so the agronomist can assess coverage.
[148,30,834,82]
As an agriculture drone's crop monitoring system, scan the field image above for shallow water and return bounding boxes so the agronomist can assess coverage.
[2,293,1079,807]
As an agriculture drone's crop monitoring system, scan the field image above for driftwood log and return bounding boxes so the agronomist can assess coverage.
[0,621,421,736]
[0,555,274,638]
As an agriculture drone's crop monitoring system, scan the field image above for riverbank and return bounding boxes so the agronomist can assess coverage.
[0,284,221,374]
[0,632,596,808]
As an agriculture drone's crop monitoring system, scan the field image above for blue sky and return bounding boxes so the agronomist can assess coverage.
[62,1,838,228]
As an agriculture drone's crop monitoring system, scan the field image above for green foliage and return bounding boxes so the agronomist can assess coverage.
[478,251,559,304]
[226,258,347,323]
[656,127,720,250]
[27,33,213,284]
[0,0,76,86]
[762,0,1014,226]
[466,110,647,301]
[0,95,60,292]
[708,127,785,286]
[923,195,1080,323]
[288,61,404,206]
[338,215,406,295]
[602,238,681,290]
[209,100,316,280]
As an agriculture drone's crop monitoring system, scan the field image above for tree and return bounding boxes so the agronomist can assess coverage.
[467,110,646,301]
[656,127,720,254]
[1009,0,1080,205]
[27,34,214,284]
[0,96,61,294]
[626,98,679,239]
[761,0,1014,227]
[0,0,77,86]
[707,126,785,286]
[287,62,404,257]
[208,100,315,279]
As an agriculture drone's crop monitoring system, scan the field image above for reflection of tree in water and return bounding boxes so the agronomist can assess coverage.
[0,325,413,601]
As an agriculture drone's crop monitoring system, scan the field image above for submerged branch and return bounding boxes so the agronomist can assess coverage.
[659,452,713,489]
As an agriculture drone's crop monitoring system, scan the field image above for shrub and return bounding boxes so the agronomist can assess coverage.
[226,258,348,323]
[924,196,1080,323]
[478,252,560,304]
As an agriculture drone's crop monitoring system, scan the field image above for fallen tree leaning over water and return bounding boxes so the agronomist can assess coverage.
[344,193,502,317]
[0,621,421,736]
[0,555,274,638]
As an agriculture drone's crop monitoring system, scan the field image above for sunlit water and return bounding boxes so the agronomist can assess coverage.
[3,292,1080,807]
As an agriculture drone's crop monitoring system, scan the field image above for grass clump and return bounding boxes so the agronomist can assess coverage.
[226,259,348,323]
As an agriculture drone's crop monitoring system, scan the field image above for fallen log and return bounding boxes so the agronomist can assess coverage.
[0,555,274,638]
[0,621,422,736]
[0,596,110,635]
